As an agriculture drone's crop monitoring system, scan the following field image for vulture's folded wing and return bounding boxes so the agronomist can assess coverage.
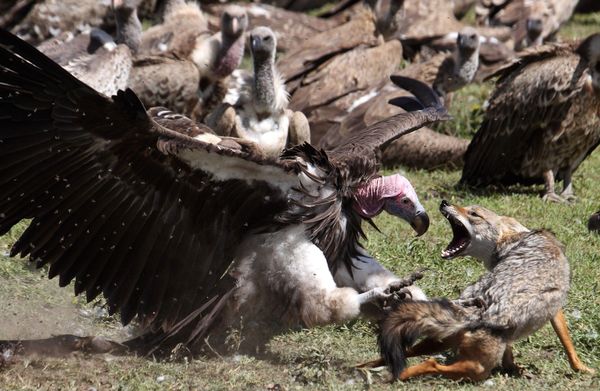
[461,44,583,186]
[0,29,294,341]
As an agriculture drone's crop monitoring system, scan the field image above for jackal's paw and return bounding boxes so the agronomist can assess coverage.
[542,192,566,203]
[503,363,524,377]
[573,363,596,375]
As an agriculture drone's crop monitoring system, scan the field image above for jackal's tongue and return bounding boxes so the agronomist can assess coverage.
[442,215,470,259]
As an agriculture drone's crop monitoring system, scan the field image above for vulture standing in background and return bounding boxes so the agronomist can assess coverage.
[476,0,578,50]
[203,2,340,53]
[11,0,112,45]
[320,28,480,169]
[188,5,248,121]
[461,34,600,202]
[0,29,449,352]
[129,4,247,119]
[45,28,135,98]
[138,0,208,56]
[32,0,140,97]
[278,0,405,144]
[206,27,310,158]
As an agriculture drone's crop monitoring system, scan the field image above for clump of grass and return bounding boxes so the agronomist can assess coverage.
[559,13,600,40]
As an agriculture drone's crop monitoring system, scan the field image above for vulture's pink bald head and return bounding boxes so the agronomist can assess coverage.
[353,174,429,236]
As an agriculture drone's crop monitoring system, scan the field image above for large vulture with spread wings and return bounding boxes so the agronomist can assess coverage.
[0,29,449,351]
[461,35,600,202]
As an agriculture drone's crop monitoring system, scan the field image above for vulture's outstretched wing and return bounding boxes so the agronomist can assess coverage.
[0,29,294,342]
[461,44,585,186]
[327,76,451,181]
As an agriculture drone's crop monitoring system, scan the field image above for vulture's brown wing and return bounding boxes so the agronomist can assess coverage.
[461,45,582,186]
[0,29,293,345]
[326,76,451,181]
[277,12,378,83]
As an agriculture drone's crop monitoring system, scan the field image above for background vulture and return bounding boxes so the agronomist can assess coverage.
[0,29,449,351]
[461,34,600,202]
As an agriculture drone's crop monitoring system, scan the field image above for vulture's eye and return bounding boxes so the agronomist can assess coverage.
[469,210,481,218]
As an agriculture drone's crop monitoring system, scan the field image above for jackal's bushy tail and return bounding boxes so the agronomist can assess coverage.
[378,299,472,379]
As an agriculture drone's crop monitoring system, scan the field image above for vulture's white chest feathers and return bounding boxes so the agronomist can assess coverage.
[236,110,289,156]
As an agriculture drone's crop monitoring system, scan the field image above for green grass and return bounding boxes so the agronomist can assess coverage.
[559,13,600,40]
[2,11,600,391]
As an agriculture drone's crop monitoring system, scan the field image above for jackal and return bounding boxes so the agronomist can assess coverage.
[371,200,595,381]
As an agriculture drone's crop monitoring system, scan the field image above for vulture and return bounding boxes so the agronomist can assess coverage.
[476,0,578,51]
[12,0,112,45]
[129,4,247,118]
[0,29,449,351]
[461,35,600,202]
[206,27,310,158]
[203,2,340,53]
[320,28,480,169]
[32,0,141,98]
[50,29,135,98]
[589,211,600,233]
[139,0,208,57]
[278,0,405,144]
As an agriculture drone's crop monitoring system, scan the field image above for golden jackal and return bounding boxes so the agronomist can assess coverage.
[374,201,594,381]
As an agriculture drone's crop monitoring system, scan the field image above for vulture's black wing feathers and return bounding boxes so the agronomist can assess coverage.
[0,29,294,346]
[387,96,424,112]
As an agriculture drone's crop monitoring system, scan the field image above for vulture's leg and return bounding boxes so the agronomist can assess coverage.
[559,169,576,202]
[333,251,427,300]
[542,170,565,203]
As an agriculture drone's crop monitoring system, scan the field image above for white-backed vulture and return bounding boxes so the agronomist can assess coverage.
[0,30,450,352]
[139,0,208,57]
[320,28,480,169]
[476,0,578,51]
[129,5,247,118]
[279,0,405,144]
[11,0,112,45]
[461,35,600,202]
[206,27,310,158]
[34,0,139,97]
[204,2,340,53]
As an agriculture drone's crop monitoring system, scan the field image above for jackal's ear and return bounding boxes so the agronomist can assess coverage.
[499,217,529,236]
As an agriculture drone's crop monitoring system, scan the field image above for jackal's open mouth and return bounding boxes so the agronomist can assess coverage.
[441,210,471,259]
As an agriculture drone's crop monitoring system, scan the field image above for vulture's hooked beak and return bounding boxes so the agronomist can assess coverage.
[411,210,430,236]
[384,198,430,236]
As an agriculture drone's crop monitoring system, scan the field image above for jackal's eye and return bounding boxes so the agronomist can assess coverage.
[469,210,481,218]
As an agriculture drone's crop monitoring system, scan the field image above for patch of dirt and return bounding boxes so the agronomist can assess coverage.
[0,273,129,342]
